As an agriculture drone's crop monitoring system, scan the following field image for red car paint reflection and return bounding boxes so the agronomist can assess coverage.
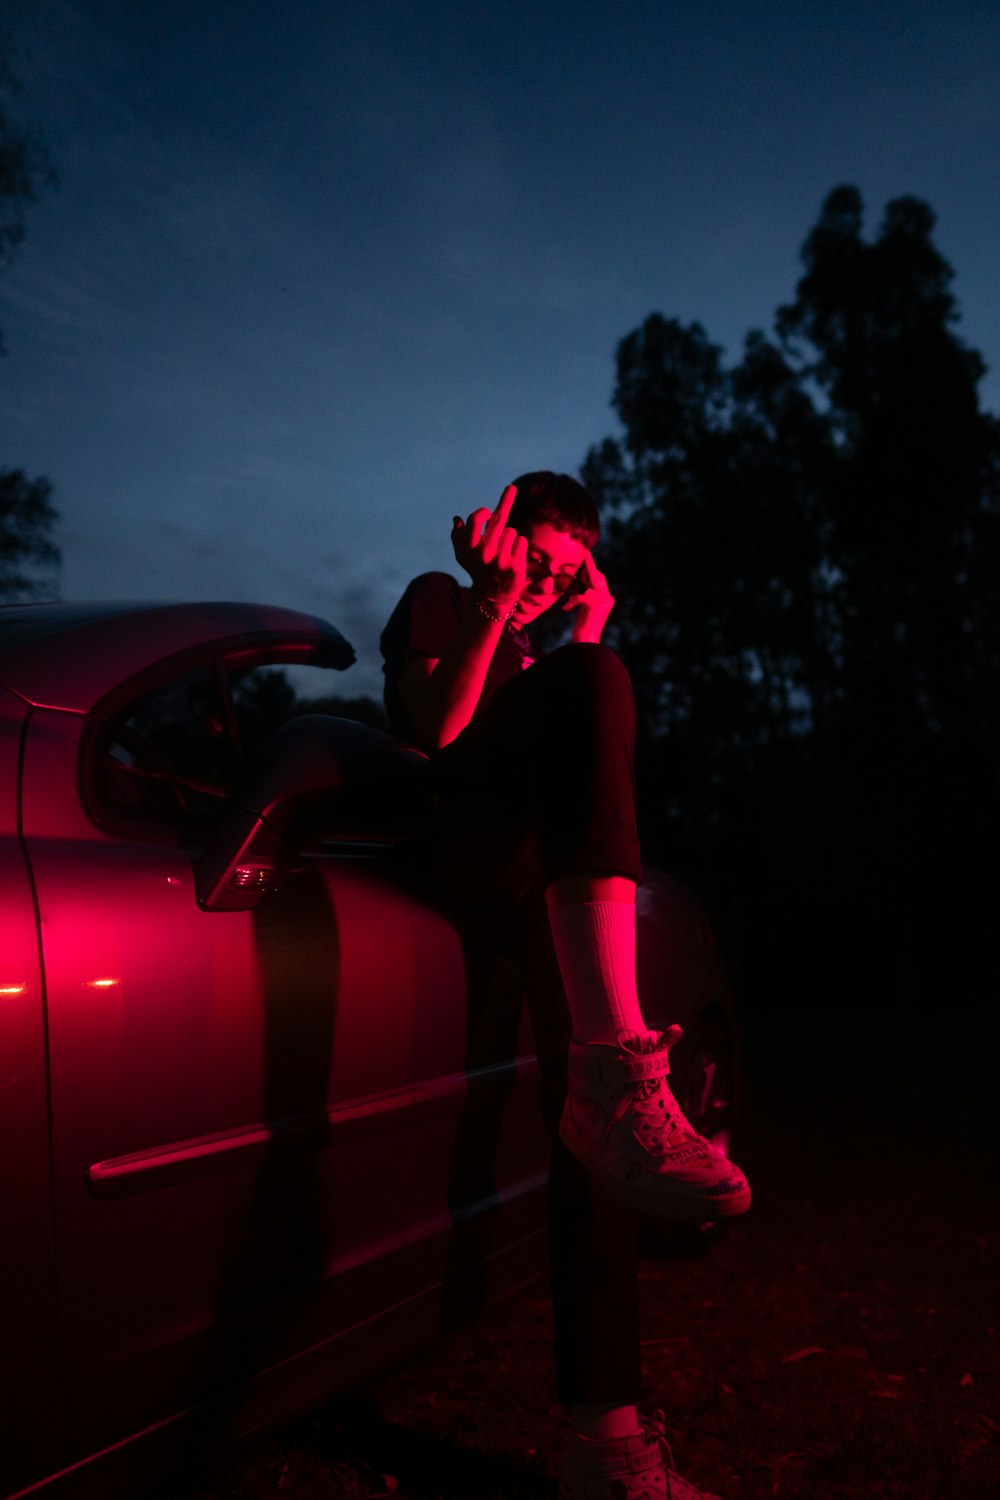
[0,601,740,1500]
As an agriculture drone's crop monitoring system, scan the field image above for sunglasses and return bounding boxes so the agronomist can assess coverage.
[524,557,584,595]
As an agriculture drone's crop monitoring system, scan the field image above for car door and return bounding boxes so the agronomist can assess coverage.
[0,688,63,1497]
[18,646,545,1475]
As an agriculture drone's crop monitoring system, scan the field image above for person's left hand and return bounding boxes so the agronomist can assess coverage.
[563,550,615,643]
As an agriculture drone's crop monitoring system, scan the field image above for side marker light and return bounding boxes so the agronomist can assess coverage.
[229,866,282,892]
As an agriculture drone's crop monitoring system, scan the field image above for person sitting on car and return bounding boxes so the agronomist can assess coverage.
[380,472,749,1500]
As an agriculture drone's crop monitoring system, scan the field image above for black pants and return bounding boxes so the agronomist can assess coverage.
[430,643,644,1404]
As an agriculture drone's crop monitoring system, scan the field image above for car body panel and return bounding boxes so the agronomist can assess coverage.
[17,705,546,1466]
[0,700,64,1493]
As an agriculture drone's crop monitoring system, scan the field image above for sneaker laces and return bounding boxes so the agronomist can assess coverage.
[618,1029,703,1151]
[642,1412,718,1500]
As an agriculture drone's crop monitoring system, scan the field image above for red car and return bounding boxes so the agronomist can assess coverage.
[1,601,740,1499]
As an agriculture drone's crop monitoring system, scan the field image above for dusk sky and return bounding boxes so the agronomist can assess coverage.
[2,0,999,699]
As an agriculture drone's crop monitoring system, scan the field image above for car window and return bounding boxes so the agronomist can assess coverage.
[229,663,388,757]
[89,665,241,839]
[88,660,388,843]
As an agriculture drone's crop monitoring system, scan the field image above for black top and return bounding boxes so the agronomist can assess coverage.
[380,571,533,747]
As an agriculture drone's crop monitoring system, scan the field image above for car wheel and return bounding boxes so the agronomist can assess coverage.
[675,1016,739,1161]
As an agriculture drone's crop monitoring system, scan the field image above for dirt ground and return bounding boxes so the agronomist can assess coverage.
[163,1005,999,1500]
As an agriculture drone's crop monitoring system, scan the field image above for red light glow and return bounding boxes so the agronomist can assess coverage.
[0,982,27,996]
[86,977,120,990]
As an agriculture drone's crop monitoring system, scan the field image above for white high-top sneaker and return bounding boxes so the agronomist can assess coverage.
[559,1411,723,1500]
[559,1027,751,1221]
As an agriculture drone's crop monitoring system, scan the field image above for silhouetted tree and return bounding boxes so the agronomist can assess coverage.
[0,30,58,600]
[584,187,1000,1009]
[0,468,59,597]
[778,189,998,753]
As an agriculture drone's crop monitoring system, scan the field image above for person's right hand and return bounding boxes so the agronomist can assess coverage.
[451,484,528,614]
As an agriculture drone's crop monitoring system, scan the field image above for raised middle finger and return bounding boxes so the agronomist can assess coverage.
[482,484,518,544]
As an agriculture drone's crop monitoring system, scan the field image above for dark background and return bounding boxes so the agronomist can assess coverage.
[2,7,998,1496]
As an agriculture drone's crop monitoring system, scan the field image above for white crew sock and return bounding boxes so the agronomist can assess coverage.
[546,900,647,1045]
[571,1402,642,1441]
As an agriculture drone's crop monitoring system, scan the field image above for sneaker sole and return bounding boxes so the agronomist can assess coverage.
[559,1117,752,1223]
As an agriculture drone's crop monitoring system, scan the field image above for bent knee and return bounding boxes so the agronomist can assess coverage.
[539,644,635,724]
[547,641,632,692]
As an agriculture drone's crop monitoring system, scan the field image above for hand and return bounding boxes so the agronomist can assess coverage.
[563,550,615,643]
[451,485,528,613]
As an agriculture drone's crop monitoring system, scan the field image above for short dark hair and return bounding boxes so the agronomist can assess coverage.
[508,471,600,550]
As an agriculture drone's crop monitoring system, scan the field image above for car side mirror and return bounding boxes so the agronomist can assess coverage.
[196,715,433,912]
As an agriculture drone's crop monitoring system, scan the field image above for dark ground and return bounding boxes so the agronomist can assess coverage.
[162,1002,999,1500]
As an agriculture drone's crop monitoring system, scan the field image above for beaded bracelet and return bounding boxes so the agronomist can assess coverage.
[472,593,517,625]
